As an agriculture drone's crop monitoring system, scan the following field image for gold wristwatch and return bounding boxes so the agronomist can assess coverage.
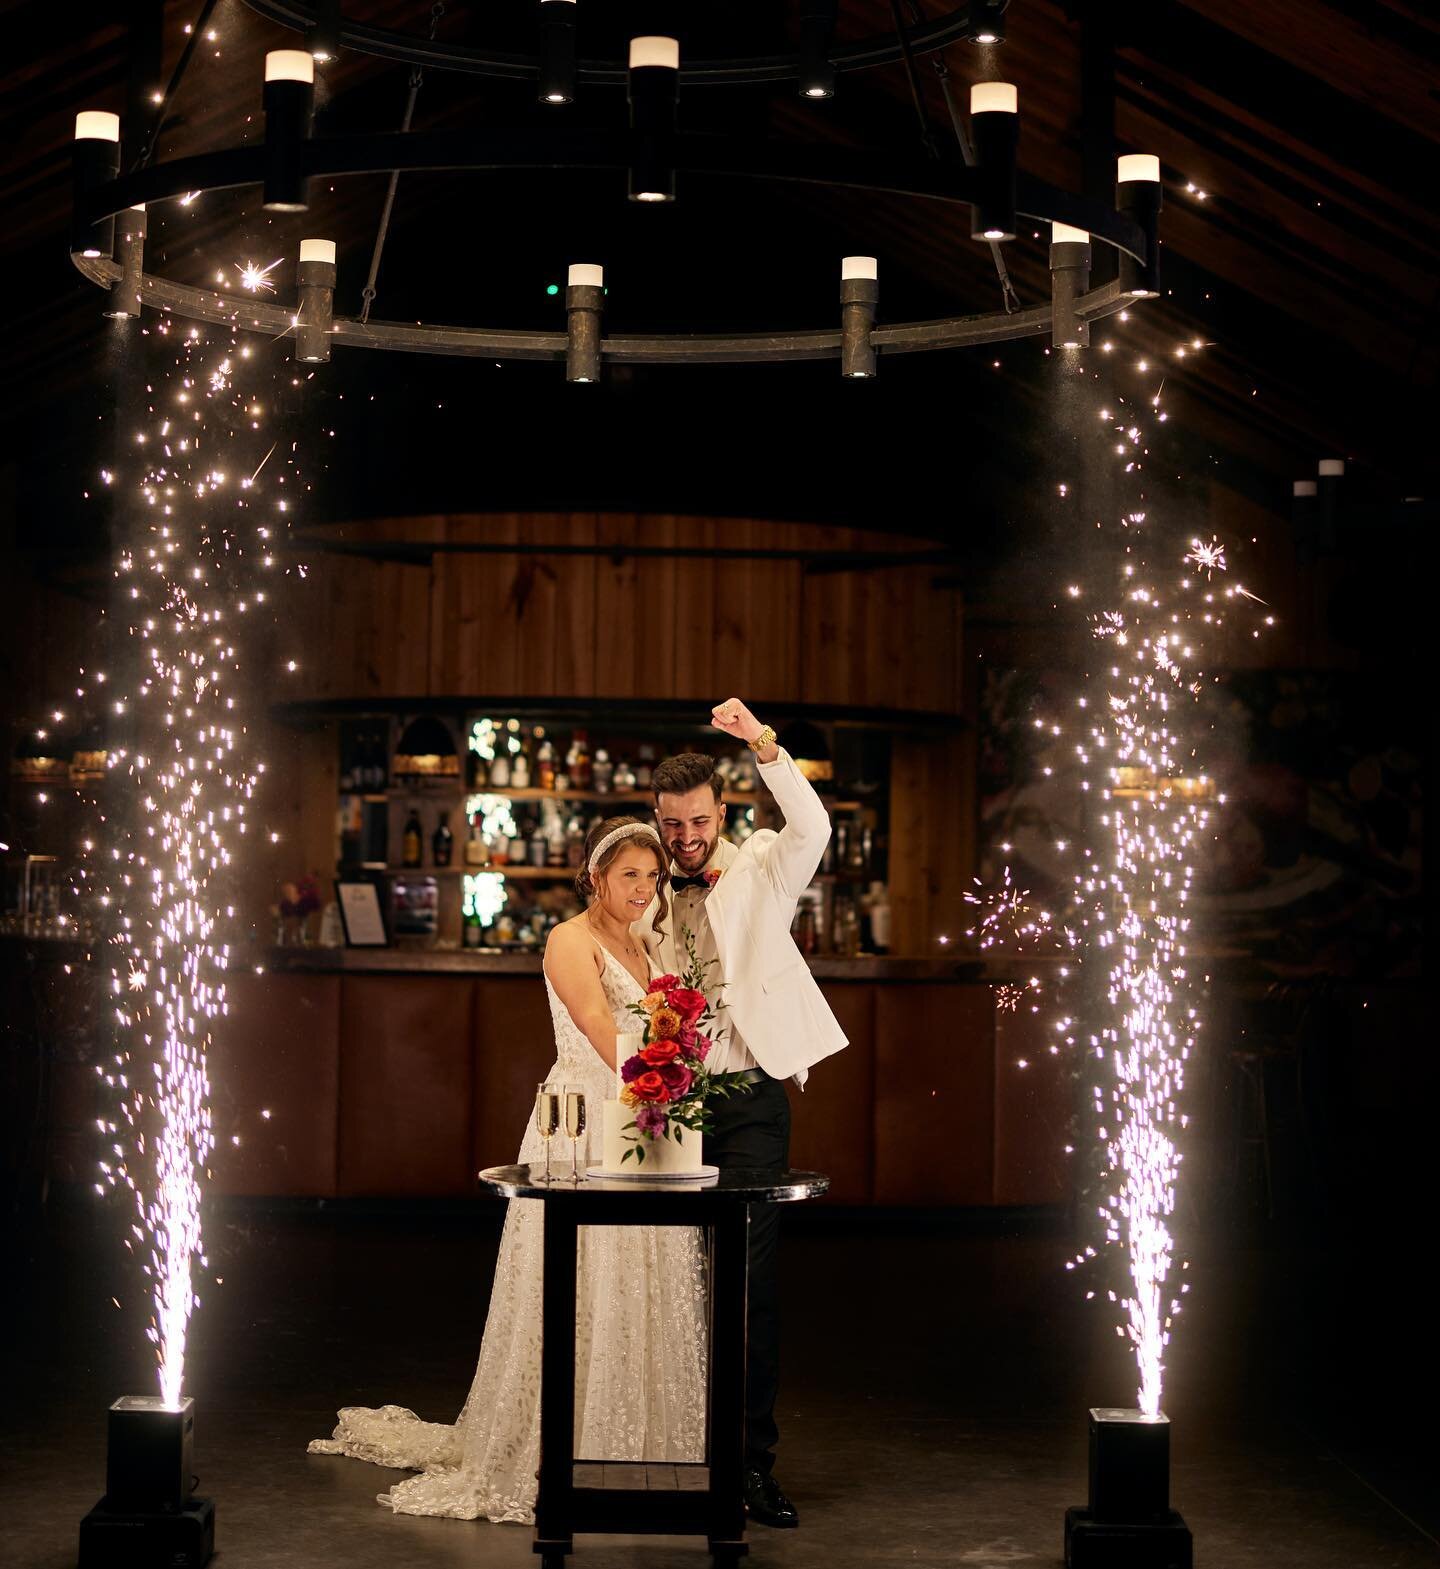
[747,725,777,754]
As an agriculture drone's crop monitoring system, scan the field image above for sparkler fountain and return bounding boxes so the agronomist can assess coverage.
[77,290,305,1567]
[1057,362,1263,1567]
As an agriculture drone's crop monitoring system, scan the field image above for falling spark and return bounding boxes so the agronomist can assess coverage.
[1184,537,1226,576]
[234,258,282,294]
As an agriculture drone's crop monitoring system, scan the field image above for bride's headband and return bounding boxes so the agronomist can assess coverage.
[587,822,664,877]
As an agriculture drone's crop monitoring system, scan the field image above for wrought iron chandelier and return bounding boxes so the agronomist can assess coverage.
[70,2,1163,379]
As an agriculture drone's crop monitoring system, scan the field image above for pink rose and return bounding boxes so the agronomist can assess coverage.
[658,1061,693,1098]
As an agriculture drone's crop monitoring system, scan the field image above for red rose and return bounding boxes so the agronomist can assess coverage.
[668,986,707,1023]
[629,1070,670,1103]
[650,973,680,992]
[641,1038,680,1067]
[658,1062,694,1098]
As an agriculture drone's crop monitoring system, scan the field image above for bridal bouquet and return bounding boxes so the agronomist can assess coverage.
[617,928,753,1164]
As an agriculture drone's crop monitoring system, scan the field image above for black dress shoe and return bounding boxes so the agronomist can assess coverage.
[743,1467,798,1529]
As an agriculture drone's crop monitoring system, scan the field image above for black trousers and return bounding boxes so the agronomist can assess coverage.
[704,1073,790,1475]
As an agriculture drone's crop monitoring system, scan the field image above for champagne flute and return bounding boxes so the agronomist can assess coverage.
[562,1084,586,1180]
[534,1080,562,1183]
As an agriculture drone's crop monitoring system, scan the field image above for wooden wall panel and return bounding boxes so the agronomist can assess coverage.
[786,984,876,1204]
[873,985,995,1205]
[210,972,341,1197]
[429,513,520,696]
[471,976,559,1172]
[292,511,963,713]
[336,976,476,1196]
[992,1002,1071,1206]
[888,731,975,959]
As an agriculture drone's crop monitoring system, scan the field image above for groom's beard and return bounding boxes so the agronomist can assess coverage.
[665,830,719,876]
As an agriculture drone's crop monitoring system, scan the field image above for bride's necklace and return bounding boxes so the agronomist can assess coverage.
[587,911,645,969]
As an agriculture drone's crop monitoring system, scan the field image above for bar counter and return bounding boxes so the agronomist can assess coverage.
[8,938,1071,1211]
[261,945,984,982]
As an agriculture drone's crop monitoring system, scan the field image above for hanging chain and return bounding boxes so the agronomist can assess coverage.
[360,2,447,323]
[133,0,222,171]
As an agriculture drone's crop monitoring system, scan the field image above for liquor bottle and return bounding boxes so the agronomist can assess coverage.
[868,881,891,953]
[536,730,557,791]
[528,819,548,867]
[566,730,591,790]
[401,808,423,868]
[613,755,637,792]
[565,812,585,868]
[463,813,488,867]
[635,743,655,790]
[511,731,532,789]
[490,825,510,866]
[432,811,454,867]
[546,817,567,866]
[467,746,486,792]
[592,748,614,794]
[488,747,511,788]
[463,905,484,948]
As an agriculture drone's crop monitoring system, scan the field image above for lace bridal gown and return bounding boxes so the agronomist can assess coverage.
[308,941,708,1523]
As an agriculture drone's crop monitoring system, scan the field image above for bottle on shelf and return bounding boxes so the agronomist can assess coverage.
[866,880,891,953]
[535,729,556,791]
[488,744,511,788]
[566,729,591,790]
[432,811,454,868]
[527,818,548,868]
[463,904,484,948]
[491,824,510,866]
[511,730,532,789]
[592,748,614,794]
[463,813,488,867]
[565,811,585,868]
[635,743,655,790]
[847,822,869,873]
[793,900,818,957]
[613,755,637,792]
[467,746,486,793]
[834,821,851,874]
[401,808,423,869]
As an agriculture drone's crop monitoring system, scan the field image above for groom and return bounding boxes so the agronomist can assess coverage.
[634,698,848,1529]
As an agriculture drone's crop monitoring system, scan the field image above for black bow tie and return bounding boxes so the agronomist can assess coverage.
[670,874,711,893]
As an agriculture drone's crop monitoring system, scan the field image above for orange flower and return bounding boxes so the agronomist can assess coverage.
[650,1007,682,1040]
[641,1038,680,1067]
[639,991,665,1013]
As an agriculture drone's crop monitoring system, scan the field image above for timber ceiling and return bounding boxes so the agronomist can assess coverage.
[2,0,1436,549]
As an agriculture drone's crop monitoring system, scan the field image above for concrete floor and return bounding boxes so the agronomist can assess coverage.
[2,1196,1435,1569]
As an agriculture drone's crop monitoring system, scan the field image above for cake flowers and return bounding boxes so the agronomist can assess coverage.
[616,928,753,1165]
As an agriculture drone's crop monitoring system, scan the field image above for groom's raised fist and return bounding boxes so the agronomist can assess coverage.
[711,698,762,742]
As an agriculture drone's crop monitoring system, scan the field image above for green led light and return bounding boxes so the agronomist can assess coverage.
[546,283,559,295]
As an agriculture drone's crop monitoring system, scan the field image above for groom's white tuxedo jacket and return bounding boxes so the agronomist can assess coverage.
[633,747,848,1089]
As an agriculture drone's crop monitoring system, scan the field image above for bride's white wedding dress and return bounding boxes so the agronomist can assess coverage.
[307,939,708,1523]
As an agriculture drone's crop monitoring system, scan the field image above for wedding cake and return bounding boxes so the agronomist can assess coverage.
[599,1099,704,1175]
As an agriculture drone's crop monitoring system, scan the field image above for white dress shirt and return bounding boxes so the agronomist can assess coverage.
[665,837,758,1076]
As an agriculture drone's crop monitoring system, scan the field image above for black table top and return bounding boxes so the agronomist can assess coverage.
[477,1164,830,1202]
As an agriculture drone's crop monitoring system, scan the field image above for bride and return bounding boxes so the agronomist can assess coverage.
[308,816,707,1522]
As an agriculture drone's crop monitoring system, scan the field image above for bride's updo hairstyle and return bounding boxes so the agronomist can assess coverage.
[577,814,669,934]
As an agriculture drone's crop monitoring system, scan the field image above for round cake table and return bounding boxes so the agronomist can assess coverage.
[476,1165,830,1568]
